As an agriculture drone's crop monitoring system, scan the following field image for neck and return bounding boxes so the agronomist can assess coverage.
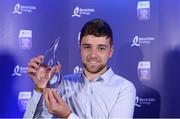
[83,67,108,81]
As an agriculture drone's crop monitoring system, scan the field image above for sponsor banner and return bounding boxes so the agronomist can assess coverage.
[18,91,31,112]
[19,30,32,50]
[12,3,37,15]
[72,6,95,17]
[12,65,27,77]
[137,1,150,21]
[74,66,83,74]
[138,61,151,81]
[131,35,155,47]
[135,96,156,107]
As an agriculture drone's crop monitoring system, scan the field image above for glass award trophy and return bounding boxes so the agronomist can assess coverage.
[41,36,61,88]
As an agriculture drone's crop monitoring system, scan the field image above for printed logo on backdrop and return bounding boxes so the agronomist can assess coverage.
[12,65,27,77]
[74,66,83,74]
[18,91,31,112]
[12,3,37,15]
[138,61,151,81]
[19,30,32,50]
[135,96,156,107]
[72,6,95,17]
[131,35,155,47]
[137,1,150,21]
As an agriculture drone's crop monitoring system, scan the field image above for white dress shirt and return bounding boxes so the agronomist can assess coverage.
[23,68,136,118]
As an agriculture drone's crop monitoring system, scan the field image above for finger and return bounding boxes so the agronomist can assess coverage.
[56,64,61,72]
[52,89,63,103]
[49,65,61,78]
[28,62,40,71]
[28,57,44,75]
[27,66,36,74]
[27,64,39,80]
[43,89,50,107]
[27,66,38,79]
[28,55,44,68]
[36,55,44,62]
[38,55,44,60]
[36,68,50,81]
[48,89,57,106]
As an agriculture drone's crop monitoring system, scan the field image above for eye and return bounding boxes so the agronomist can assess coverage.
[98,47,106,51]
[83,45,91,49]
[81,44,91,50]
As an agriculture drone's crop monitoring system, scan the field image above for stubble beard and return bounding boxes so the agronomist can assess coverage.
[83,62,107,74]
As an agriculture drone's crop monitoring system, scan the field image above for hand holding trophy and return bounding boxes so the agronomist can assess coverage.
[28,36,61,92]
[39,36,61,89]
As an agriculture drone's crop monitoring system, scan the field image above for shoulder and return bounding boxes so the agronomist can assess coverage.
[112,72,136,92]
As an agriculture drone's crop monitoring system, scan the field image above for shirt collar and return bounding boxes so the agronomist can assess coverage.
[81,67,114,82]
[99,67,114,81]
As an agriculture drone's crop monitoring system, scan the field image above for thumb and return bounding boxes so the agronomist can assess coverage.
[49,65,60,78]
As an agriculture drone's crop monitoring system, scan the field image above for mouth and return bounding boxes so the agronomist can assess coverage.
[88,59,100,65]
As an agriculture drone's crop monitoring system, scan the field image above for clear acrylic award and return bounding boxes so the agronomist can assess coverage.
[41,36,61,88]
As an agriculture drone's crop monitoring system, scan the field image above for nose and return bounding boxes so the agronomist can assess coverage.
[90,48,98,58]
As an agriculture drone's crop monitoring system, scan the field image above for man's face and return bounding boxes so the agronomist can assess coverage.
[80,35,113,74]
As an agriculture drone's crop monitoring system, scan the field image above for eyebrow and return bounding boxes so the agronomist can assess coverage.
[98,44,108,47]
[81,43,108,47]
[81,43,91,47]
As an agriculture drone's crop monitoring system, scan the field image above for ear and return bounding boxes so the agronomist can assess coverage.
[109,46,114,58]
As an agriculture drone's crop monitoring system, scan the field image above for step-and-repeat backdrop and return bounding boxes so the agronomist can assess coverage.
[0,0,180,118]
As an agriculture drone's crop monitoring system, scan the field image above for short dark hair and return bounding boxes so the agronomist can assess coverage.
[80,18,113,47]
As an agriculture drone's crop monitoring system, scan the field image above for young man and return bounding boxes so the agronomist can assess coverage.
[24,18,136,118]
